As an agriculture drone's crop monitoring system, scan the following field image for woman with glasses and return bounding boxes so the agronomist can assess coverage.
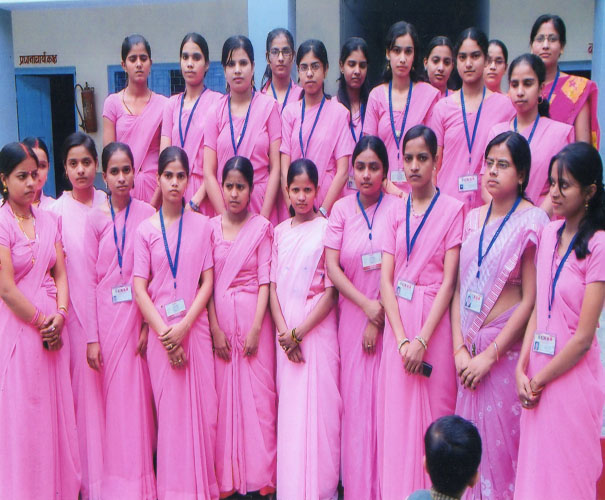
[530,14,600,147]
[280,39,354,219]
[484,40,508,94]
[204,35,282,223]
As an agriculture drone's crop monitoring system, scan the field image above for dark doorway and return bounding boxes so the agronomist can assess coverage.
[49,74,76,197]
[341,0,489,88]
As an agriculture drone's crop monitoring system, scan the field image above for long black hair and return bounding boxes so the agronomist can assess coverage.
[337,37,370,126]
[261,28,295,90]
[383,21,423,83]
[549,142,605,259]
[508,53,550,117]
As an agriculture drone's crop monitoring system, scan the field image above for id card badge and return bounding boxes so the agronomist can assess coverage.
[165,298,186,318]
[458,175,478,192]
[396,280,415,300]
[464,290,483,313]
[361,251,381,271]
[390,170,406,183]
[347,175,358,191]
[532,331,556,356]
[111,285,132,304]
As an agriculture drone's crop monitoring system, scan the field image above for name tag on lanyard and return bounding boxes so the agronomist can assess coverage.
[111,285,132,303]
[361,251,382,271]
[396,279,415,300]
[165,298,186,318]
[390,170,407,183]
[458,174,478,192]
[532,330,556,355]
[464,290,483,313]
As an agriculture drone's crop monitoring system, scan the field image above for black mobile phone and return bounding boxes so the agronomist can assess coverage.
[421,361,433,378]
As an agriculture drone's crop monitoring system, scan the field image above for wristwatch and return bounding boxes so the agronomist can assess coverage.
[319,206,328,218]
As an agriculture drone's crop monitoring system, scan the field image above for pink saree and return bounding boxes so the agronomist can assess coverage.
[50,189,107,499]
[324,193,399,500]
[84,198,156,500]
[542,72,600,149]
[211,214,277,497]
[456,205,549,500]
[0,203,80,499]
[271,216,341,500]
[515,222,605,500]
[103,92,168,202]
[133,210,218,500]
[377,192,464,499]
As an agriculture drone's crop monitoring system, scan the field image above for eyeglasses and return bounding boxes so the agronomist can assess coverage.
[534,34,560,44]
[485,158,511,170]
[299,62,322,73]
[269,48,293,59]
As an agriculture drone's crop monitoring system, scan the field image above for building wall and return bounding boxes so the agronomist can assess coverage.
[11,0,248,147]
[0,8,17,145]
[489,0,594,64]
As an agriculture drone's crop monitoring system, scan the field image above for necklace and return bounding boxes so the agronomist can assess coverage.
[122,87,152,115]
[12,209,36,263]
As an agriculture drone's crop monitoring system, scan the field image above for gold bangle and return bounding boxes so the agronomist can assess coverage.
[414,335,428,350]
[397,338,410,352]
[58,305,68,314]
[291,328,301,344]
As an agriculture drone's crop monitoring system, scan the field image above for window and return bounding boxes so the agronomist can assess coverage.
[107,62,226,96]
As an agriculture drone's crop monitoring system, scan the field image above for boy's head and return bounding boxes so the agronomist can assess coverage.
[424,415,482,498]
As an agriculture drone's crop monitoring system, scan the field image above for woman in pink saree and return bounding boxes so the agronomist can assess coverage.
[161,32,221,212]
[204,36,281,224]
[0,142,80,498]
[270,159,340,500]
[209,156,276,498]
[530,14,600,148]
[515,143,605,499]
[49,132,108,499]
[486,54,573,213]
[84,142,156,500]
[379,126,463,499]
[103,34,167,205]
[325,136,396,500]
[452,132,549,499]
[133,146,218,499]
[364,21,440,197]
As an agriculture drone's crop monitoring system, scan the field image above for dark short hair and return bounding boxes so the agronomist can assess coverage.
[425,415,482,497]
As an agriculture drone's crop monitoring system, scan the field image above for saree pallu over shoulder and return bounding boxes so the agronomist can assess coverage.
[211,214,276,496]
[0,203,81,499]
[542,73,600,149]
[514,223,605,500]
[272,216,341,500]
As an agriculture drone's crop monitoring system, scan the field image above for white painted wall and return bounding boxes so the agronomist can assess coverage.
[489,0,595,63]
[11,0,248,147]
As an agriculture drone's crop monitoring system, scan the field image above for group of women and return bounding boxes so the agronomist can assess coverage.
[0,11,603,500]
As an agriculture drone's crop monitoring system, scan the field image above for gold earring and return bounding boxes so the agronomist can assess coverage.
[2,184,7,195]
[585,200,590,209]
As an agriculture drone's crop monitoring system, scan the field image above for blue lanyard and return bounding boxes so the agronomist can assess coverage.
[514,113,540,144]
[179,88,205,148]
[406,189,440,262]
[547,68,560,104]
[349,104,365,143]
[228,90,255,155]
[445,88,449,97]
[159,204,184,290]
[356,191,383,241]
[461,86,486,166]
[109,196,131,275]
[548,224,577,318]
[389,80,413,159]
[477,196,521,278]
[271,79,292,114]
[299,95,326,158]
